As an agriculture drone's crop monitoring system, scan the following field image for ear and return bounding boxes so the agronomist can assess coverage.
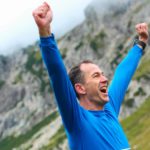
[74,83,86,96]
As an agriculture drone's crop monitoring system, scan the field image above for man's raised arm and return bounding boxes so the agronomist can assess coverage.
[32,2,82,132]
[108,23,149,116]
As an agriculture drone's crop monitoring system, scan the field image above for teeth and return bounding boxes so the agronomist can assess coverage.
[101,87,106,90]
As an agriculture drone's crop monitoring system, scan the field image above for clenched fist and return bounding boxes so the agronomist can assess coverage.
[32,2,53,37]
[135,23,149,44]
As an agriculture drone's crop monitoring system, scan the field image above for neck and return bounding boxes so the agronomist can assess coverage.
[79,97,104,111]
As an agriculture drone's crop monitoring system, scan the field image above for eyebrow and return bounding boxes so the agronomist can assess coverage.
[91,71,104,77]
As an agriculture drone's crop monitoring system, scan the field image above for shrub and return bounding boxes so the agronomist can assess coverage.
[0,80,5,89]
[75,41,83,51]
[134,87,146,96]
[124,98,134,107]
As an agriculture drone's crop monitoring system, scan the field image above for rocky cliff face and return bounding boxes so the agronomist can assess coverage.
[0,0,150,149]
[0,47,56,139]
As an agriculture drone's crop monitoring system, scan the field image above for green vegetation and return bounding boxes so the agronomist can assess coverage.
[0,80,5,89]
[134,87,146,96]
[110,40,129,70]
[90,29,107,52]
[75,41,84,51]
[127,19,133,34]
[121,97,150,149]
[124,98,135,107]
[0,111,59,150]
[40,79,52,93]
[90,40,99,52]
[127,19,132,29]
[25,50,52,93]
[116,51,123,60]
[60,48,68,59]
[96,30,107,40]
[34,50,42,65]
[41,125,66,150]
[12,73,22,84]
[117,43,124,51]
[25,50,42,73]
[133,56,150,80]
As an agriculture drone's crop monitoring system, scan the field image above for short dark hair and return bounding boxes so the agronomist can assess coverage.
[68,60,94,98]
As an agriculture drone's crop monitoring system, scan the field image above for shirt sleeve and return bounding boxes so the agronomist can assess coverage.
[108,45,143,116]
[39,34,82,132]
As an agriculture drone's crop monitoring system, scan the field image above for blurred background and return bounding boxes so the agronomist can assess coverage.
[0,0,150,149]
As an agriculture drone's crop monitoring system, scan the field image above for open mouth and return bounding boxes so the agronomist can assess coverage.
[100,86,108,94]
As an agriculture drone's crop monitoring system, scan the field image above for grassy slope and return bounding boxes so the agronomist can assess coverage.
[121,97,150,150]
[41,125,66,150]
[0,111,58,150]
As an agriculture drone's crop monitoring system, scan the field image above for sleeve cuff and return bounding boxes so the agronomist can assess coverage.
[132,45,143,55]
[40,33,55,46]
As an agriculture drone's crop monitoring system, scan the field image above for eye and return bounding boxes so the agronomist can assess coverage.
[93,73,100,78]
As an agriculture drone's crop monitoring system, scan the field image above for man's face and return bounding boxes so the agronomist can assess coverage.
[80,63,109,106]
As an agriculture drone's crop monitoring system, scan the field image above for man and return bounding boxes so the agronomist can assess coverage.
[32,2,149,150]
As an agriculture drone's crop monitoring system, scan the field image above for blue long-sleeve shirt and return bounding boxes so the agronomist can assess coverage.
[40,34,142,150]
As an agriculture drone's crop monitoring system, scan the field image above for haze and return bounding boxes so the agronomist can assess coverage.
[0,0,92,55]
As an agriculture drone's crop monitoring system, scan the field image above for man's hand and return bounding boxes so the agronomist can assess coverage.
[32,2,52,37]
[135,23,149,44]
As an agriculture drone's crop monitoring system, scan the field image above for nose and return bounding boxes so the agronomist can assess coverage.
[100,75,108,83]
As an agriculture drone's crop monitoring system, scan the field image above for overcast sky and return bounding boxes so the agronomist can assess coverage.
[0,0,92,55]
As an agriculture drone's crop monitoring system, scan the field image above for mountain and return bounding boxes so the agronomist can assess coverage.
[0,0,150,149]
